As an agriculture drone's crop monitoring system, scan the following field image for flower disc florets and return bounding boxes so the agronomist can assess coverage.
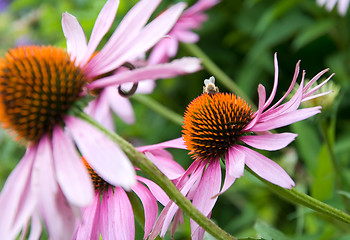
[83,158,110,192]
[0,46,87,142]
[183,92,252,161]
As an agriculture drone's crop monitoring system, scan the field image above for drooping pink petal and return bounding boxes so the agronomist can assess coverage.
[100,188,118,240]
[0,146,36,239]
[80,0,120,66]
[88,2,187,77]
[161,161,206,237]
[250,107,321,132]
[52,126,94,207]
[144,150,185,180]
[240,133,297,151]
[86,0,162,75]
[112,187,135,239]
[137,137,186,152]
[28,213,42,240]
[190,158,221,236]
[87,57,201,89]
[61,12,87,64]
[238,145,295,188]
[137,176,169,206]
[132,182,158,239]
[149,202,172,240]
[75,192,100,240]
[220,146,245,194]
[65,116,136,190]
[34,135,76,240]
[105,87,135,124]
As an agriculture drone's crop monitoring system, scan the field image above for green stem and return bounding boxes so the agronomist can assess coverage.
[182,43,255,109]
[77,111,236,240]
[132,94,183,126]
[247,167,350,225]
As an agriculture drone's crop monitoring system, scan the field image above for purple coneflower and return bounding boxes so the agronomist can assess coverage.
[149,54,333,239]
[149,0,220,64]
[0,0,200,238]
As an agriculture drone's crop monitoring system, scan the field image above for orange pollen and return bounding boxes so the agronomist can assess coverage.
[182,92,253,161]
[83,158,110,192]
[0,46,88,143]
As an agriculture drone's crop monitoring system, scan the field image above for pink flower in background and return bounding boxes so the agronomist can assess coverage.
[150,54,333,239]
[317,0,350,15]
[149,0,220,64]
[0,0,201,238]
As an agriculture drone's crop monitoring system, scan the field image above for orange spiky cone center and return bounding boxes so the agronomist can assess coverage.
[0,46,87,143]
[182,92,252,161]
[83,157,110,192]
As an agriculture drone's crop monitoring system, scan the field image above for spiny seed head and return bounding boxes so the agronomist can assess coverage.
[0,46,87,143]
[83,158,110,192]
[183,92,253,161]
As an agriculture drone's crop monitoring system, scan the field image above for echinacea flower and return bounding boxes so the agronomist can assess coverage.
[149,0,220,64]
[317,0,350,15]
[0,0,201,239]
[150,54,333,239]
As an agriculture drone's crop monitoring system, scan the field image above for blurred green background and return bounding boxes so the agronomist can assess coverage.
[1,0,350,239]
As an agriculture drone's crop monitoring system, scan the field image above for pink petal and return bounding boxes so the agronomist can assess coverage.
[105,87,135,124]
[244,84,266,130]
[220,146,245,194]
[144,150,185,180]
[52,126,94,207]
[190,158,221,236]
[137,176,169,206]
[161,161,206,237]
[80,0,120,66]
[86,0,162,75]
[0,147,36,239]
[240,133,297,151]
[263,53,279,110]
[88,2,186,77]
[34,136,76,240]
[28,213,42,240]
[134,80,155,94]
[87,57,201,89]
[75,192,101,240]
[238,145,295,188]
[137,137,186,152]
[100,188,118,239]
[61,12,87,64]
[250,107,321,132]
[112,187,135,239]
[149,202,172,240]
[132,182,158,239]
[65,116,136,190]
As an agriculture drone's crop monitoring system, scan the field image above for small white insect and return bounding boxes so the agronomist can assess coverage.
[203,76,219,94]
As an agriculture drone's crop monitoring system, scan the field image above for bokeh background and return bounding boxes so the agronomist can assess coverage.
[1,0,350,239]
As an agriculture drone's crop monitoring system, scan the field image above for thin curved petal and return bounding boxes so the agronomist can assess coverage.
[52,126,94,207]
[65,116,136,190]
[250,107,321,132]
[28,213,42,240]
[0,147,36,239]
[88,57,201,89]
[81,0,120,66]
[61,12,87,64]
[75,192,100,240]
[132,183,158,239]
[240,133,297,151]
[263,53,279,110]
[244,84,266,130]
[190,158,221,236]
[239,146,295,188]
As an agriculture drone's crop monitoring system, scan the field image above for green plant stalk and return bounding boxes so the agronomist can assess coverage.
[182,43,256,109]
[77,110,236,240]
[247,167,350,225]
[132,94,183,126]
